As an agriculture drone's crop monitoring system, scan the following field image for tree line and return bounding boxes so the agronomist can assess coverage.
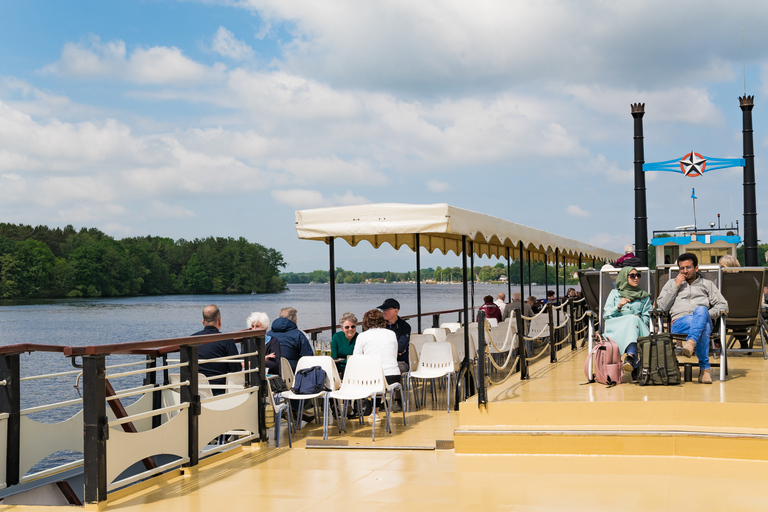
[281,260,584,285]
[0,223,286,299]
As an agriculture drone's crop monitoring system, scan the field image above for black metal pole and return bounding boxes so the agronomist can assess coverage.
[461,235,471,396]
[470,242,475,319]
[516,307,528,379]
[416,234,422,333]
[555,248,560,326]
[0,354,20,486]
[632,103,648,266]
[145,355,162,429]
[544,257,549,296]
[740,95,758,266]
[548,305,557,363]
[180,344,200,467]
[519,241,525,306]
[527,252,532,298]
[506,247,512,300]
[83,355,107,504]
[329,237,337,334]
[476,310,487,407]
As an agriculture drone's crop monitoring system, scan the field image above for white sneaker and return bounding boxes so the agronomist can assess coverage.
[368,413,382,422]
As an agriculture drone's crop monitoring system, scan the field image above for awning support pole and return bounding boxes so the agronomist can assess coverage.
[416,234,422,333]
[470,242,475,318]
[527,251,532,298]
[461,235,473,403]
[329,237,337,334]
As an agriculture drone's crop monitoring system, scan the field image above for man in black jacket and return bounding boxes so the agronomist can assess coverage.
[378,298,411,373]
[191,304,240,395]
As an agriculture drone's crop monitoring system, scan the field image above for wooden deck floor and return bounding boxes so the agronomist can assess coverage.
[8,345,768,511]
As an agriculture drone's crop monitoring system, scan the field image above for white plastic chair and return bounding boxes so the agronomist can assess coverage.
[423,327,449,343]
[410,333,436,355]
[408,342,456,412]
[280,356,340,439]
[328,355,397,441]
[440,322,462,333]
[487,318,499,327]
[266,376,293,447]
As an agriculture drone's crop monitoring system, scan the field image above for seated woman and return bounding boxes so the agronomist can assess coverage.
[602,267,651,377]
[477,295,502,323]
[331,311,358,376]
[246,312,281,376]
[353,309,400,420]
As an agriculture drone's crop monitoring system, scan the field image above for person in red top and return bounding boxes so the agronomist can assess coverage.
[477,295,502,322]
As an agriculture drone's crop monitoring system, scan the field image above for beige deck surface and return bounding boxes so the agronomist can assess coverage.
[6,346,768,511]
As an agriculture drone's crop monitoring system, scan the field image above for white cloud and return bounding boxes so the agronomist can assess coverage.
[566,205,591,218]
[44,35,226,84]
[269,157,384,185]
[211,27,254,61]
[427,179,449,192]
[271,188,368,208]
[149,201,197,219]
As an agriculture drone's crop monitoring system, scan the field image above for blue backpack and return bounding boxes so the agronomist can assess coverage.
[291,366,329,394]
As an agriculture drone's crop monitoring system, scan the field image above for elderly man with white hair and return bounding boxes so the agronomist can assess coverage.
[247,311,282,375]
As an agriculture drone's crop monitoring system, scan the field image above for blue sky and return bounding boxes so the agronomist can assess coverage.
[1,1,768,272]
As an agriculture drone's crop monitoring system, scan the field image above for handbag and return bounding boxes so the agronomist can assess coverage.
[269,376,289,393]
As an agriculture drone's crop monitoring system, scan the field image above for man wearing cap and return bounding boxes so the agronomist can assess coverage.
[378,298,411,373]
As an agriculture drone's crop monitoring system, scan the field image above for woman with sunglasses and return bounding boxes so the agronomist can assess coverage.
[331,312,358,376]
[603,266,651,379]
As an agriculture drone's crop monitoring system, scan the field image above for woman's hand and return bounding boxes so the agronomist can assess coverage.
[618,298,631,309]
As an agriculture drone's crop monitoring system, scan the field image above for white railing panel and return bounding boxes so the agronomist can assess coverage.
[198,390,259,453]
[107,407,188,484]
[19,411,84,478]
[106,387,154,432]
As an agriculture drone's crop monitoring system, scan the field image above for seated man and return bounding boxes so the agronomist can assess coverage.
[657,252,728,384]
[267,307,313,373]
[494,293,507,314]
[378,298,411,374]
[192,304,240,396]
[510,292,533,320]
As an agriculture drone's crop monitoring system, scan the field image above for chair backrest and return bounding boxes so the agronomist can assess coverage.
[294,355,340,391]
[280,357,295,389]
[448,327,476,361]
[408,342,419,372]
[410,333,436,355]
[422,327,449,343]
[721,267,765,326]
[598,266,651,333]
[226,372,245,393]
[667,264,721,288]
[487,318,498,327]
[416,342,455,374]
[440,322,461,333]
[576,270,601,314]
[339,355,387,394]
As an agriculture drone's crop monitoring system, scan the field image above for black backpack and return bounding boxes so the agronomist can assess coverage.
[291,366,329,394]
[637,333,682,386]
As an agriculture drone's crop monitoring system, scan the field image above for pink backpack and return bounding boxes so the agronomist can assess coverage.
[584,334,622,387]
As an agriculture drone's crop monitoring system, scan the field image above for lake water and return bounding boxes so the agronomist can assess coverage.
[1,282,562,410]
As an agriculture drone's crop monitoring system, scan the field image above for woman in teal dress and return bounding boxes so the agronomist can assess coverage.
[331,312,358,377]
[603,266,651,375]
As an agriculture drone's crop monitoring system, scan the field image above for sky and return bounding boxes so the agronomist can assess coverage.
[1,0,768,273]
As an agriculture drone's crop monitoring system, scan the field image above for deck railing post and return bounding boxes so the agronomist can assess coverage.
[569,299,577,351]
[144,355,162,429]
[180,344,200,467]
[83,354,108,504]
[0,353,21,486]
[548,305,557,363]
[515,308,528,379]
[476,311,487,407]
[245,335,267,442]
[432,314,440,329]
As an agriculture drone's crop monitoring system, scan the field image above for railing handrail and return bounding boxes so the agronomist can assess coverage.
[63,328,266,356]
[0,344,66,355]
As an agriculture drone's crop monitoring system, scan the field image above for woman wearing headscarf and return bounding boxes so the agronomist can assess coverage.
[603,266,651,376]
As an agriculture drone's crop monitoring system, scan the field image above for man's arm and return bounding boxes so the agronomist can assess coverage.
[656,279,680,312]
[396,320,411,356]
[707,281,729,320]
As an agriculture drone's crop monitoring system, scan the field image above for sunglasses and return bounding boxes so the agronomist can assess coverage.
[343,325,356,330]
[628,272,642,279]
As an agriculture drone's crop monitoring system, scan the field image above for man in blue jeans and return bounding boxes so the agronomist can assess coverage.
[657,253,728,384]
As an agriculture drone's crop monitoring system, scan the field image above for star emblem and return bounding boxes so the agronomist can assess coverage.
[679,151,707,177]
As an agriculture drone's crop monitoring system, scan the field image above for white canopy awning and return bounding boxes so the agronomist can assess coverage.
[295,203,621,264]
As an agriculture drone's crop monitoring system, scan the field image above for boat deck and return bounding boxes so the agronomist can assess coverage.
[9,346,768,511]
